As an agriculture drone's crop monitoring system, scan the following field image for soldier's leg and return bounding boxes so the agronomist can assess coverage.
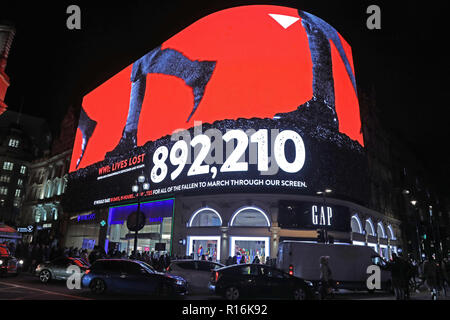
[105,75,146,157]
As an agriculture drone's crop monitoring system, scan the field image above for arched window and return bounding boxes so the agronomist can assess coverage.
[230,207,270,227]
[45,181,52,198]
[387,225,396,240]
[377,222,386,238]
[365,219,375,236]
[351,215,363,234]
[188,207,222,227]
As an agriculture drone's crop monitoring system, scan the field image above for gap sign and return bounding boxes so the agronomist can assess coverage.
[278,200,351,232]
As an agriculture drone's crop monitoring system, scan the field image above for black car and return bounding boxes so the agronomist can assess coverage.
[82,259,187,297]
[209,264,314,300]
[0,244,23,276]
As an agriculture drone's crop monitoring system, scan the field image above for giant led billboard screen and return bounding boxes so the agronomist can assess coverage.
[65,5,369,212]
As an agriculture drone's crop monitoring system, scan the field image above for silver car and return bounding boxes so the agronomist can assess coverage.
[166,259,224,295]
[35,257,90,283]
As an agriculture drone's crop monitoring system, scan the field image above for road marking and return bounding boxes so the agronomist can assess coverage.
[0,281,93,300]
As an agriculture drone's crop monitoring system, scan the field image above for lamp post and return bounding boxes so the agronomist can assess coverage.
[316,189,332,243]
[131,173,150,259]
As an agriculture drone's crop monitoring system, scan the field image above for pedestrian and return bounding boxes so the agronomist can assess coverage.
[252,256,260,264]
[232,256,237,265]
[423,256,439,300]
[265,256,271,266]
[386,253,406,300]
[226,256,233,266]
[319,256,333,300]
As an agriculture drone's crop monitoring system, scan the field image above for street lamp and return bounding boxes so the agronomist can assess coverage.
[131,173,150,259]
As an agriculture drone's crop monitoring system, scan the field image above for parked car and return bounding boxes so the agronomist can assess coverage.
[166,259,224,295]
[35,257,90,283]
[82,259,187,297]
[208,263,314,300]
[276,241,391,291]
[0,244,23,277]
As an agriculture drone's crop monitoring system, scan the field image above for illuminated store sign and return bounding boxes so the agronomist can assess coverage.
[65,5,368,212]
[279,200,351,232]
[77,213,96,222]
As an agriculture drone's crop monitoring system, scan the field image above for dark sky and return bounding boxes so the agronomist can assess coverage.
[1,0,448,192]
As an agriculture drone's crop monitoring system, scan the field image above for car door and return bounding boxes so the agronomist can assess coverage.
[119,261,159,294]
[51,258,70,280]
[98,260,123,291]
[258,266,288,298]
[235,265,259,296]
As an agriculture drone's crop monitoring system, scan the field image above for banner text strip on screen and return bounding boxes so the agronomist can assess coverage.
[97,164,145,180]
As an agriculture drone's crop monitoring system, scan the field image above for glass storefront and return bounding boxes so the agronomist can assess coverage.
[107,199,174,256]
[188,236,220,261]
[64,212,100,249]
[230,236,269,264]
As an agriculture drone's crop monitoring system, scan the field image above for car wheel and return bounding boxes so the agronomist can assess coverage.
[224,286,240,300]
[39,270,52,283]
[293,287,307,300]
[90,278,106,295]
[158,282,174,298]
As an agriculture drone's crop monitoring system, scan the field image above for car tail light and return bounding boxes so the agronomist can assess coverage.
[215,271,220,282]
[85,269,91,275]
[166,266,171,272]
[289,264,294,276]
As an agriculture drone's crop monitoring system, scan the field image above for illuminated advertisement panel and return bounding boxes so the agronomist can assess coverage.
[65,5,368,212]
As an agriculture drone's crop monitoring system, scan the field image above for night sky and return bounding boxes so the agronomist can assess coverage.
[1,0,448,192]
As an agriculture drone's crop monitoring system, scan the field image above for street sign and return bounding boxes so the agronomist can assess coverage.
[126,211,146,232]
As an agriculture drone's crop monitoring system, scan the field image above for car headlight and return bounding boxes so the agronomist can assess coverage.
[176,280,184,286]
[19,260,24,265]
[0,260,3,265]
[305,281,313,287]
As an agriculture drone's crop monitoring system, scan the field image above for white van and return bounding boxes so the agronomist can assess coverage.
[276,241,391,291]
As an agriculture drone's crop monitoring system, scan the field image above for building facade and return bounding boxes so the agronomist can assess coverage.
[19,104,78,246]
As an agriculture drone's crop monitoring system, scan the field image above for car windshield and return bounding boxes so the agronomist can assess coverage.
[138,262,156,274]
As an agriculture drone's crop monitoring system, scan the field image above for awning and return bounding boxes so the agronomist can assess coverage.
[0,224,17,233]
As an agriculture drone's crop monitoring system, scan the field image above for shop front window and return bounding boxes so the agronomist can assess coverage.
[230,207,270,227]
[230,236,270,264]
[107,199,174,256]
[188,236,220,262]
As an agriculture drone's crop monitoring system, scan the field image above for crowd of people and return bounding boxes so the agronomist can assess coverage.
[373,253,449,300]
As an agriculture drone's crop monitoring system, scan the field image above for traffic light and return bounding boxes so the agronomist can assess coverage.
[318,230,326,243]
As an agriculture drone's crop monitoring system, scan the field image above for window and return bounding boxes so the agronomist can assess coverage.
[0,186,8,195]
[8,139,19,148]
[230,207,270,227]
[52,208,58,220]
[377,222,386,238]
[35,210,41,223]
[365,219,375,236]
[239,265,258,276]
[387,225,396,240]
[17,178,23,186]
[188,207,222,227]
[3,162,13,171]
[20,165,27,175]
[259,266,284,278]
[0,175,10,183]
[351,215,363,234]
[13,198,20,207]
[15,189,21,197]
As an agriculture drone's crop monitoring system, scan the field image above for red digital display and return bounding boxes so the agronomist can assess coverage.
[69,5,362,173]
